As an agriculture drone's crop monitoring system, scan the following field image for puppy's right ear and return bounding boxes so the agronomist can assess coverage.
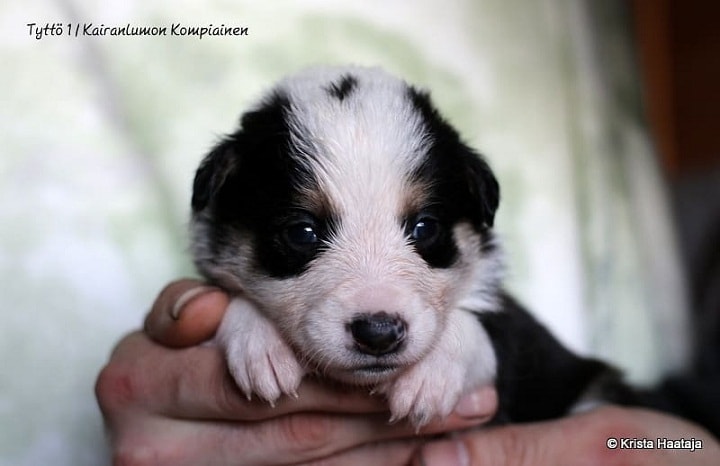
[191,137,238,212]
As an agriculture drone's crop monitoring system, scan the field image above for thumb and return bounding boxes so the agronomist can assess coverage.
[414,406,720,466]
[144,279,229,347]
[413,422,565,466]
[413,408,609,466]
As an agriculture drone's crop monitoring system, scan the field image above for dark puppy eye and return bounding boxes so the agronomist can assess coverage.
[406,211,457,268]
[408,214,442,247]
[412,218,438,242]
[283,221,319,250]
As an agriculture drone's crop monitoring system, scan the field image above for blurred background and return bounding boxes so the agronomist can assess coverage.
[1,0,718,464]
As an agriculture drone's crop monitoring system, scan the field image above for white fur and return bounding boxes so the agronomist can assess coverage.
[217,297,304,403]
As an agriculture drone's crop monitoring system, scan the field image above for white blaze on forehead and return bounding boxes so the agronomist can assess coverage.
[277,67,430,216]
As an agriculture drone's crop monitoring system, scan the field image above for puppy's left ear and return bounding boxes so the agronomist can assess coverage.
[191,138,238,213]
[462,149,500,229]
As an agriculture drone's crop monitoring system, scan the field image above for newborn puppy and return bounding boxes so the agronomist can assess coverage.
[190,66,634,427]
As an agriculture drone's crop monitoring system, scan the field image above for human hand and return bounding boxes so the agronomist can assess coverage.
[96,279,498,465]
[414,404,720,465]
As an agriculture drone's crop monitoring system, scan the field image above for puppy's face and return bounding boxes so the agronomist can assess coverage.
[191,67,500,385]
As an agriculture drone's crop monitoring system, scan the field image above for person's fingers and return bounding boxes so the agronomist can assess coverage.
[231,389,496,465]
[111,407,489,466]
[305,438,421,466]
[144,279,229,347]
[215,412,485,465]
[110,413,403,466]
[99,332,497,465]
[99,332,386,422]
[103,330,499,425]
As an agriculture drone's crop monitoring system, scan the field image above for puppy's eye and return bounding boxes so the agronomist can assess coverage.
[411,217,440,244]
[283,222,319,249]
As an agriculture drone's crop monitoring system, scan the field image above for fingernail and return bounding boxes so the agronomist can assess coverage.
[417,440,469,466]
[171,286,220,320]
[454,389,492,419]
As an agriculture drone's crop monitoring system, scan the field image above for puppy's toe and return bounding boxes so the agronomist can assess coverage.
[262,339,304,399]
[386,359,465,428]
[225,335,304,405]
[219,298,306,405]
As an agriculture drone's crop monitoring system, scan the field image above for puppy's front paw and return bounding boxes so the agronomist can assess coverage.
[225,327,304,404]
[383,309,497,428]
[218,298,305,405]
[385,352,465,428]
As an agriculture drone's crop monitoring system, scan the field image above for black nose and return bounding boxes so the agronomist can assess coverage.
[349,312,406,356]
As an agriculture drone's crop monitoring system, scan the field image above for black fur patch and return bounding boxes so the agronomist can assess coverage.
[192,92,329,278]
[406,86,500,266]
[326,75,358,101]
[478,293,638,423]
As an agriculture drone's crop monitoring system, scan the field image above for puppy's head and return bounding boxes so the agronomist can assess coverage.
[191,66,501,384]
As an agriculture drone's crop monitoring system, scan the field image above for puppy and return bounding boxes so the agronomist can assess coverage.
[190,66,635,427]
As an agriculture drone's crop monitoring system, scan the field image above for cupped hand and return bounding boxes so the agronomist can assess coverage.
[96,279,498,465]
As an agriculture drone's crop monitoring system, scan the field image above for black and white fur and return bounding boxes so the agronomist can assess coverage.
[190,66,635,427]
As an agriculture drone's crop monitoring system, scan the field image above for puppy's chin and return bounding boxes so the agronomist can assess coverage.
[311,350,423,385]
[329,364,402,385]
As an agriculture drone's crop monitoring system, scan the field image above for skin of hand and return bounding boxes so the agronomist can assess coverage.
[414,397,720,466]
[95,279,498,466]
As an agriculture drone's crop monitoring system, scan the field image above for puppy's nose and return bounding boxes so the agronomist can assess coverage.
[349,312,406,356]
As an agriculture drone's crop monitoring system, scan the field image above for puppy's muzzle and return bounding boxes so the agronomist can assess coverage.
[349,312,407,356]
